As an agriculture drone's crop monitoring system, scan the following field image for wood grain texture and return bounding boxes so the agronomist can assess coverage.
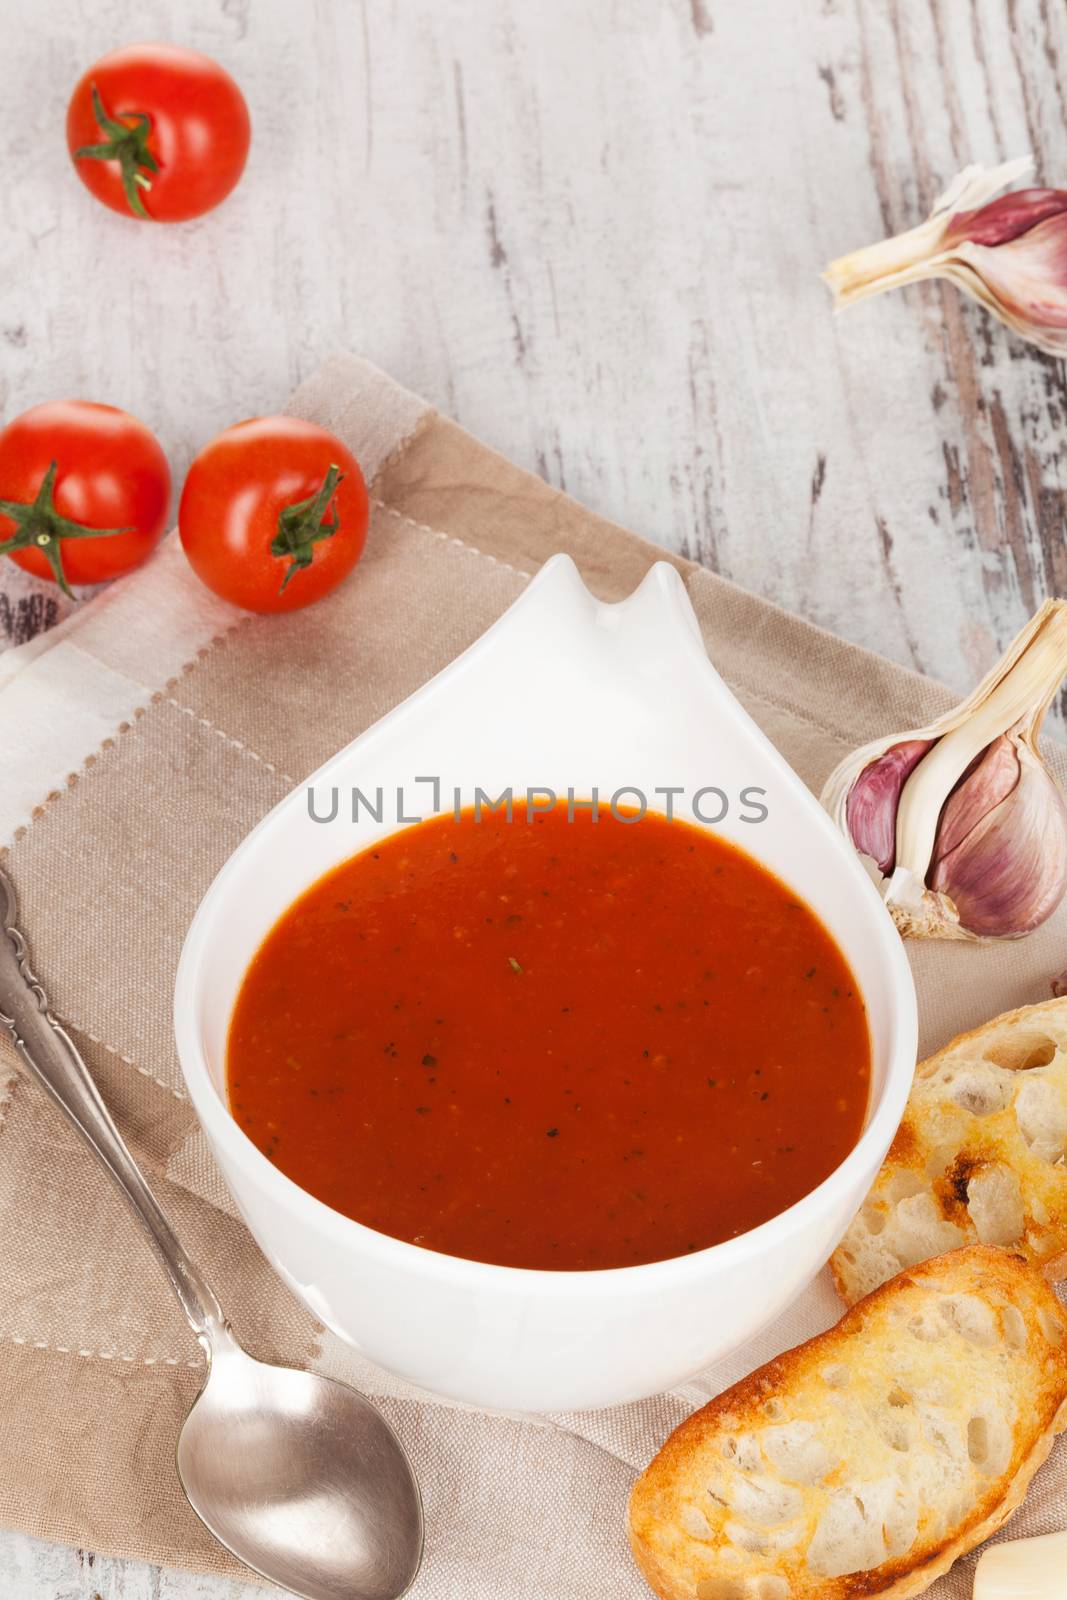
[2,1532,263,1598]
[2,0,1067,1592]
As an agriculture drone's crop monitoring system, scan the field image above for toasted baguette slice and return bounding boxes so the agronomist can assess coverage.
[628,1248,1067,1600]
[832,998,1067,1306]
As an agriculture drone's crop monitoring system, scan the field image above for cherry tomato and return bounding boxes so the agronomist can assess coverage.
[67,43,251,223]
[0,402,171,593]
[179,417,369,614]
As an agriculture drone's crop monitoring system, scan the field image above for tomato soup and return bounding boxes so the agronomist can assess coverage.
[227,805,870,1270]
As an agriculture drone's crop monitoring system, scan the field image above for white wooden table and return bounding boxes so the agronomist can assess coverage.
[3,0,1066,1592]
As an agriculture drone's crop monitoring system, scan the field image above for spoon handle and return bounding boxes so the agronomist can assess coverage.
[0,865,227,1353]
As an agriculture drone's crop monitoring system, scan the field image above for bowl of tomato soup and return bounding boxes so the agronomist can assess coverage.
[228,805,871,1272]
[175,555,916,1410]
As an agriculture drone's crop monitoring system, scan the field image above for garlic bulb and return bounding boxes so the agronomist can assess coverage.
[822,601,1067,941]
[823,156,1067,357]
[973,1528,1067,1599]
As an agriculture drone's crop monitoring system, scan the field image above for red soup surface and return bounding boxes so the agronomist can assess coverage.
[227,805,870,1270]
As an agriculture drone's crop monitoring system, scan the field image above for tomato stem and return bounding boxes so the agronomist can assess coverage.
[270,464,345,593]
[0,461,133,597]
[74,84,159,220]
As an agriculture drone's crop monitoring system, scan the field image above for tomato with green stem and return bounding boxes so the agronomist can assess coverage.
[67,43,251,223]
[0,402,171,594]
[179,417,370,614]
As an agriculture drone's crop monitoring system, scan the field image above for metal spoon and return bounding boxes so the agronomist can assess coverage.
[0,866,424,1600]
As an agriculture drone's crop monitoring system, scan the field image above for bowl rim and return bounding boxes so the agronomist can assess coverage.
[173,561,918,1298]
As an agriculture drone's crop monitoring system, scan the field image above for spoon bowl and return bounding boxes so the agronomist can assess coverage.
[178,1336,423,1600]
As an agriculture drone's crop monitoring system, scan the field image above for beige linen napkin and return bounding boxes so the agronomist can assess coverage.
[0,353,1064,1598]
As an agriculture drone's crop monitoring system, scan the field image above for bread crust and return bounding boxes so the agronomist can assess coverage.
[831,998,1067,1306]
[628,1248,1067,1600]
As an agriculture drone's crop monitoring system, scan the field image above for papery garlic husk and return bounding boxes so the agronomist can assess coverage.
[823,155,1067,358]
[822,599,1067,941]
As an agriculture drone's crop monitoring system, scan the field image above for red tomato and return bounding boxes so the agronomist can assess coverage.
[0,402,171,593]
[67,43,250,223]
[179,417,369,614]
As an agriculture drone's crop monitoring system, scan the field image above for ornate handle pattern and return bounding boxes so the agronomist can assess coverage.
[0,865,227,1352]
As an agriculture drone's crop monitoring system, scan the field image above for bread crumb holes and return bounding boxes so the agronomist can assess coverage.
[967,1414,989,1467]
[695,1580,745,1600]
[1038,1304,1066,1347]
[680,1503,713,1540]
[984,1032,1056,1071]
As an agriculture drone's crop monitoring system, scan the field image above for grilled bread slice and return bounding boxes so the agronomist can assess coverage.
[832,998,1067,1306]
[628,1248,1067,1600]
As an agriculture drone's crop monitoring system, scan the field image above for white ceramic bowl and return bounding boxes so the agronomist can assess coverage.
[174,556,916,1411]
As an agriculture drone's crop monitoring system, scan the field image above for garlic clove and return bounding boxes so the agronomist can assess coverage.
[822,600,1067,942]
[929,740,1067,938]
[824,156,1067,357]
[973,1528,1067,1599]
[944,186,1067,248]
[845,739,932,875]
[931,734,1020,861]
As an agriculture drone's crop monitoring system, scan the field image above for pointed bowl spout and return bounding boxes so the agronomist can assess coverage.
[175,556,916,1411]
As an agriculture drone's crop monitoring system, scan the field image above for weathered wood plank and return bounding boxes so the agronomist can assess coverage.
[1,0,1064,725]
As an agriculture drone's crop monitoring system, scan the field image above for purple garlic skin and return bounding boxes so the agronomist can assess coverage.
[930,733,1019,858]
[929,738,1067,938]
[944,188,1067,248]
[845,739,932,875]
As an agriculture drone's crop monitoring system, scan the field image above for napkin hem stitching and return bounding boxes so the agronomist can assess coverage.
[9,698,154,847]
[67,1023,188,1103]
[6,611,254,848]
[0,1330,202,1368]
[161,697,297,785]
[374,500,535,582]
